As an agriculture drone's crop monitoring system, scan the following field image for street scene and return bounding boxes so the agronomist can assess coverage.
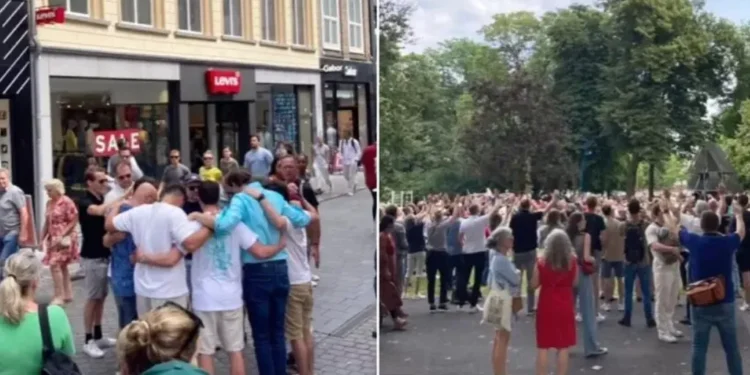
[379,0,750,374]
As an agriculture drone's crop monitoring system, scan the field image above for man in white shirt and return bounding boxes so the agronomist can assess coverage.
[338,130,360,196]
[104,162,134,204]
[313,137,332,193]
[104,184,213,316]
[458,200,502,311]
[106,141,144,180]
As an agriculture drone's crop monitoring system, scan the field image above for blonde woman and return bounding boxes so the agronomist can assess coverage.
[117,302,208,375]
[41,178,79,305]
[531,229,578,375]
[483,226,520,375]
[0,250,76,373]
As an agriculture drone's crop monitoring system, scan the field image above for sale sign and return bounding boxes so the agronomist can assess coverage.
[93,129,141,157]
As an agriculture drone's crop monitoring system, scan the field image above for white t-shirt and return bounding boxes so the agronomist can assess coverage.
[104,183,130,204]
[112,202,196,299]
[187,221,257,312]
[285,218,311,285]
[459,215,491,254]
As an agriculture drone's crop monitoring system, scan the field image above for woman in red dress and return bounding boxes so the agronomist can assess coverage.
[531,228,577,375]
[379,215,407,330]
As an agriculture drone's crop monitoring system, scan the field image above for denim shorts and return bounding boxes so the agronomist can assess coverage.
[601,260,624,278]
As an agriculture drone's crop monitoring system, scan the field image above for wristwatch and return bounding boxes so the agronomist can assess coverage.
[257,193,266,202]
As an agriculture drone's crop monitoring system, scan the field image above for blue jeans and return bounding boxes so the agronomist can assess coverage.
[574,272,601,355]
[691,303,742,375]
[0,233,19,278]
[623,263,654,322]
[243,260,290,375]
[115,295,138,329]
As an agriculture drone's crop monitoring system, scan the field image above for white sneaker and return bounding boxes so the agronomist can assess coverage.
[576,313,582,322]
[347,192,354,196]
[82,341,104,358]
[740,302,750,312]
[476,305,484,312]
[312,275,320,282]
[596,313,606,323]
[96,337,116,349]
[671,329,684,337]
[618,302,625,312]
[601,303,611,312]
[312,280,318,287]
[658,333,678,343]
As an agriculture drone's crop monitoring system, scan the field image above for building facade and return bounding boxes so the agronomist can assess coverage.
[318,0,375,152]
[30,0,326,222]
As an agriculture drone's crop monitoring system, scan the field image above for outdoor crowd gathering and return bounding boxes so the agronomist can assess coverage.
[378,174,749,375]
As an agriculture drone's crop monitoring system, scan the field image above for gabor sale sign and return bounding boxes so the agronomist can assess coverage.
[93,129,141,157]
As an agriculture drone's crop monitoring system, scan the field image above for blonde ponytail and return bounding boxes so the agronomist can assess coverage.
[0,249,42,325]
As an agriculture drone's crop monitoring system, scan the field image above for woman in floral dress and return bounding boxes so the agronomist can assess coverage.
[41,178,79,305]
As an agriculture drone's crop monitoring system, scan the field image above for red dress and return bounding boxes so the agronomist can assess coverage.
[535,258,577,349]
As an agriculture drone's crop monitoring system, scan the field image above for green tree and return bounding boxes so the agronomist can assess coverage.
[721,100,750,186]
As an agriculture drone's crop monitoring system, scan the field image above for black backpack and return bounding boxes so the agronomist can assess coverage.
[624,222,646,264]
[39,305,82,375]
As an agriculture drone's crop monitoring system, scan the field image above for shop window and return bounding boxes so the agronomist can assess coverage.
[50,0,89,16]
[121,0,153,26]
[261,0,276,41]
[336,84,356,108]
[357,84,368,145]
[223,0,242,37]
[178,0,202,33]
[291,0,306,46]
[347,0,364,53]
[322,0,340,50]
[188,104,208,173]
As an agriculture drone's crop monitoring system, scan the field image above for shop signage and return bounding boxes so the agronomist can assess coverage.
[36,7,66,26]
[321,64,358,77]
[205,69,241,95]
[92,129,141,157]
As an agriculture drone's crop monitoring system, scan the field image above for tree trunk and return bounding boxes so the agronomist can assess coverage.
[626,155,640,197]
[648,163,655,200]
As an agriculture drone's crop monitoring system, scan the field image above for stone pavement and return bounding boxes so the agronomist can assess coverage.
[35,188,376,374]
[381,299,750,375]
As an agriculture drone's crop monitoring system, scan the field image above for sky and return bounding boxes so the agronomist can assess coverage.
[406,0,749,53]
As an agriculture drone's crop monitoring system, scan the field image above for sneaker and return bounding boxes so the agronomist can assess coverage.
[476,304,484,312]
[671,329,684,338]
[347,192,354,196]
[96,337,116,349]
[740,302,750,312]
[312,274,320,282]
[82,340,104,358]
[585,347,609,358]
[646,319,657,328]
[601,303,611,312]
[429,304,437,313]
[617,303,625,312]
[438,304,449,312]
[312,280,318,287]
[618,318,631,327]
[596,313,606,323]
[658,333,678,343]
[679,318,692,326]
[575,313,582,322]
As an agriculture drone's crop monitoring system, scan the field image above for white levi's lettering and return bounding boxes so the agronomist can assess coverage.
[214,76,239,87]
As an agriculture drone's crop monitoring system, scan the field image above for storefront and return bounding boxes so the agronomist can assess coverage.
[320,58,375,149]
[255,69,322,161]
[0,0,34,196]
[35,52,180,220]
[178,64,256,172]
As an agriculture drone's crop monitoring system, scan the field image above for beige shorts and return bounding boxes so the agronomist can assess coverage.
[135,294,189,317]
[196,307,245,355]
[285,283,314,341]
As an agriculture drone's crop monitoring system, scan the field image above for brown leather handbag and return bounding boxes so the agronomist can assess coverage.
[686,275,726,306]
[512,296,523,314]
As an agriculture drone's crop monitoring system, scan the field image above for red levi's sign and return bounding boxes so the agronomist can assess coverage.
[205,70,241,95]
[36,7,66,26]
[92,129,141,157]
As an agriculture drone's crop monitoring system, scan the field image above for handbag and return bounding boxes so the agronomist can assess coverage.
[39,304,82,374]
[481,289,506,327]
[686,275,726,307]
[511,296,523,314]
[581,259,596,275]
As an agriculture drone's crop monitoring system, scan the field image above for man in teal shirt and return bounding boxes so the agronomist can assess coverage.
[190,169,313,375]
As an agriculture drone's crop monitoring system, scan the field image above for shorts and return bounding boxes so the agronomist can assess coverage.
[737,251,750,273]
[407,252,426,276]
[600,260,624,278]
[285,283,314,341]
[82,258,110,300]
[136,294,189,317]
[196,307,245,355]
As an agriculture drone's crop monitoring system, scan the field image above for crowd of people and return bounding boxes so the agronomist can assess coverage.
[379,188,746,375]
[0,130,375,375]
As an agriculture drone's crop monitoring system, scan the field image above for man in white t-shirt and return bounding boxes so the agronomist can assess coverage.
[283,191,317,375]
[104,162,134,204]
[457,201,502,311]
[104,184,213,316]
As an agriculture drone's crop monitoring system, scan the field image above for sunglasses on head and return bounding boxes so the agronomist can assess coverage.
[158,301,203,352]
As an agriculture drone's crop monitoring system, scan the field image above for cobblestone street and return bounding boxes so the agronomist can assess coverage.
[34,184,376,375]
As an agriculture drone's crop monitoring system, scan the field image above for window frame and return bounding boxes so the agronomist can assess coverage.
[261,0,277,42]
[223,0,243,37]
[321,0,340,51]
[178,0,203,33]
[62,0,90,16]
[121,0,154,26]
[347,0,364,53]
[291,0,306,46]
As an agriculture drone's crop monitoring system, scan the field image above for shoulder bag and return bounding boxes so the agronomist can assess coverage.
[686,275,726,307]
[39,305,82,375]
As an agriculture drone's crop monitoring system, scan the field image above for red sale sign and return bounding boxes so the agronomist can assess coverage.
[93,129,141,157]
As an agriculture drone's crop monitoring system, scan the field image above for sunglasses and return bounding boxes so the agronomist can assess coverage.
[158,301,203,353]
[170,155,180,159]
[97,179,108,184]
[118,174,132,181]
